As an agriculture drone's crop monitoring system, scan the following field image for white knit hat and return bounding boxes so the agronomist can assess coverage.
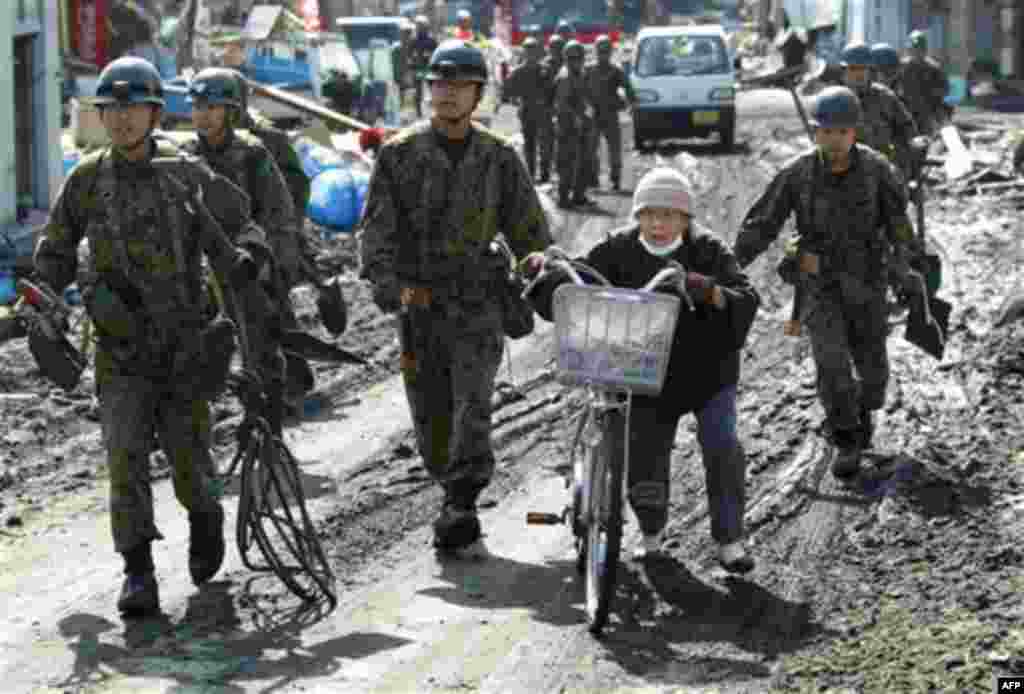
[632,167,692,218]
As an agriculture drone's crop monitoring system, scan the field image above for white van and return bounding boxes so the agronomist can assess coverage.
[629,24,737,150]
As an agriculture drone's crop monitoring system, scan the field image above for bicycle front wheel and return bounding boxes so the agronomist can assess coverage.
[584,408,625,636]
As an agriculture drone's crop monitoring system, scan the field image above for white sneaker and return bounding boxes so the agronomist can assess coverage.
[717,541,755,574]
[632,534,662,560]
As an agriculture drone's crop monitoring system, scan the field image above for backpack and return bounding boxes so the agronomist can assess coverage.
[246,115,311,220]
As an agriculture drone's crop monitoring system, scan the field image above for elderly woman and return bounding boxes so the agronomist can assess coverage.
[524,167,760,572]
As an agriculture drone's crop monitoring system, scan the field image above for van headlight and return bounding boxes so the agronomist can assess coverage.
[709,87,735,102]
[634,89,660,104]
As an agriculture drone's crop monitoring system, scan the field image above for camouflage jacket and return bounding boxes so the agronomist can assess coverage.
[897,57,949,116]
[184,128,303,284]
[503,61,553,112]
[857,82,917,158]
[36,137,255,347]
[585,61,634,116]
[542,56,564,106]
[554,67,593,127]
[358,122,553,298]
[734,144,913,299]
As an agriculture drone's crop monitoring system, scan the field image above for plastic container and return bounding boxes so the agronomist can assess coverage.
[307,167,358,235]
[0,270,15,305]
[945,76,967,106]
[551,284,681,397]
[63,285,82,306]
[63,150,82,177]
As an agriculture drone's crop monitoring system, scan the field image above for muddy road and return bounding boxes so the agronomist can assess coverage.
[3,94,1024,694]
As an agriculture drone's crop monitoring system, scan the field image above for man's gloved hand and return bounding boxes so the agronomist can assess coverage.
[371,280,401,314]
[230,248,261,286]
[900,268,926,297]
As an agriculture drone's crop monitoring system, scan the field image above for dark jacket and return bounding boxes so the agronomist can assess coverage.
[530,224,760,415]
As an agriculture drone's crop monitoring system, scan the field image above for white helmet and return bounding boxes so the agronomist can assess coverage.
[457,8,471,21]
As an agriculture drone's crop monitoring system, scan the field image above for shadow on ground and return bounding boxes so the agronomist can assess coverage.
[598,554,835,686]
[53,580,410,693]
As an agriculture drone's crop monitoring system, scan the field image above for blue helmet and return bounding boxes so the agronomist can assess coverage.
[187,68,245,108]
[94,57,164,107]
[870,43,901,70]
[811,86,863,128]
[426,40,488,83]
[840,41,872,67]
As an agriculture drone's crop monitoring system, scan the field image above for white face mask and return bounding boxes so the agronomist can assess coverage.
[639,234,683,257]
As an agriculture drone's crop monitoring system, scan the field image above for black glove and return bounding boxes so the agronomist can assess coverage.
[230,248,261,286]
[372,280,401,314]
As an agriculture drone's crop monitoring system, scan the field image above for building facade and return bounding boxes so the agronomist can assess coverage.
[0,0,63,251]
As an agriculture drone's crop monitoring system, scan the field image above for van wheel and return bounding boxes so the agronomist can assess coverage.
[633,134,644,153]
[719,121,736,151]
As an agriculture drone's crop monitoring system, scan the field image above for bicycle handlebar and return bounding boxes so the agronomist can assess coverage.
[522,246,695,312]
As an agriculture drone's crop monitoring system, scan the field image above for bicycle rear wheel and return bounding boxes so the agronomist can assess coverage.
[241,431,337,608]
[584,408,625,636]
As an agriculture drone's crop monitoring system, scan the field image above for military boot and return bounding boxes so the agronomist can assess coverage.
[433,480,484,555]
[118,573,160,615]
[188,503,226,586]
[830,428,863,479]
[118,541,159,615]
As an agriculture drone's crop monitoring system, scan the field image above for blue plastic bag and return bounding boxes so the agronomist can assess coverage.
[300,143,346,180]
[307,167,357,235]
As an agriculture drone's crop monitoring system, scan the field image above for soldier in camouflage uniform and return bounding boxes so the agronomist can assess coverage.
[840,42,917,178]
[554,40,595,208]
[358,41,552,554]
[586,35,634,191]
[34,58,266,614]
[502,37,553,181]
[898,31,950,137]
[235,76,320,412]
[185,67,298,435]
[538,35,567,184]
[734,87,923,479]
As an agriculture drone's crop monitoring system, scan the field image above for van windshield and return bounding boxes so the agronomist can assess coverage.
[339,24,401,53]
[634,35,729,78]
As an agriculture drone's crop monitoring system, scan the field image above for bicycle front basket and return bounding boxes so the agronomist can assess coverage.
[551,284,680,397]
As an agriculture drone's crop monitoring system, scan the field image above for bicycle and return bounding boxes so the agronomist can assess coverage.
[523,246,689,636]
[215,286,339,610]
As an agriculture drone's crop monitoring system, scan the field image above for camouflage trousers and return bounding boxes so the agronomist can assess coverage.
[399,295,504,494]
[538,113,556,181]
[96,349,220,555]
[626,385,746,542]
[518,105,551,181]
[803,289,889,432]
[557,118,593,201]
[590,112,623,187]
